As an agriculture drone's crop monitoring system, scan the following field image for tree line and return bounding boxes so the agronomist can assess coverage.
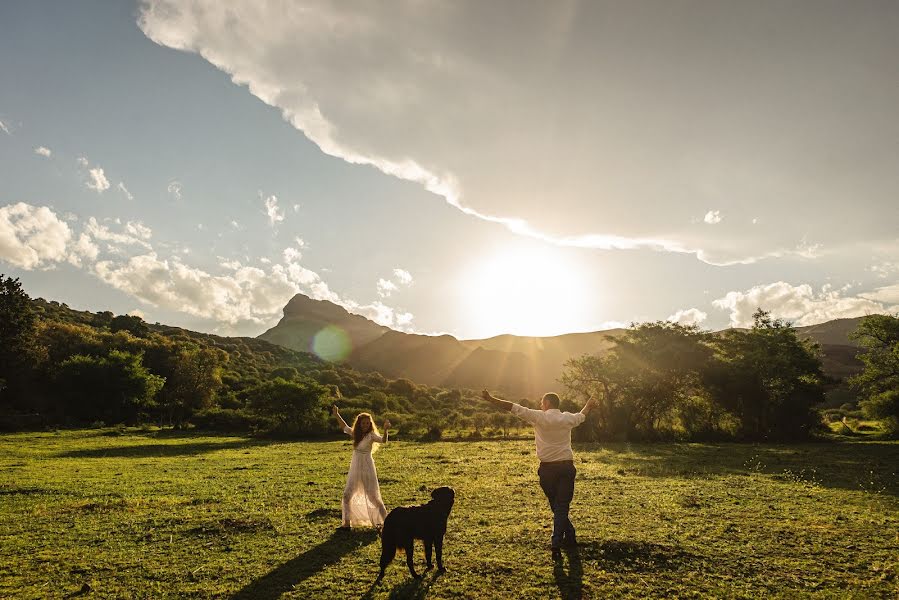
[1,274,896,440]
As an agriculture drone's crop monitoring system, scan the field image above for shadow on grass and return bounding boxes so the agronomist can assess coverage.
[553,547,583,600]
[579,540,694,573]
[56,435,273,458]
[360,569,444,600]
[575,441,899,496]
[231,529,378,600]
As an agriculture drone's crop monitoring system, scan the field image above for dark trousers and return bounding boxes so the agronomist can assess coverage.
[538,460,576,548]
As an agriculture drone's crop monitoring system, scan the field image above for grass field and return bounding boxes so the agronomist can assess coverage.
[1,429,897,599]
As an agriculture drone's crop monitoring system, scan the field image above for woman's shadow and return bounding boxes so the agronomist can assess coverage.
[231,528,378,599]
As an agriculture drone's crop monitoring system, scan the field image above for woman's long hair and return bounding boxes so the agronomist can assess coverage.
[352,412,380,450]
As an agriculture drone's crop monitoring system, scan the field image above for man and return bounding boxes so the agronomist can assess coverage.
[482,390,597,553]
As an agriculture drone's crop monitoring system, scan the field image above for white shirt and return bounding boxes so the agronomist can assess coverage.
[511,405,585,462]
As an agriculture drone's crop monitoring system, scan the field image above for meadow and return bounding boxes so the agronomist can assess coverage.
[1,429,897,599]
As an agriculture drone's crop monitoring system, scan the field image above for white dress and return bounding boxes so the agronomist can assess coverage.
[341,426,388,527]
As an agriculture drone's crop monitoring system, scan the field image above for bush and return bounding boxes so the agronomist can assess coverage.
[191,408,276,432]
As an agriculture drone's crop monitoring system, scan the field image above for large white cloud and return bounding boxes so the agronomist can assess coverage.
[138,1,899,265]
[0,203,73,269]
[713,281,894,328]
[667,308,708,326]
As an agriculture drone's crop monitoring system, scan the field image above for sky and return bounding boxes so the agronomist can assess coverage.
[1,0,897,340]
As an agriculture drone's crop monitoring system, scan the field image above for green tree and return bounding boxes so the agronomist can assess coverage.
[562,322,714,440]
[0,275,41,407]
[158,347,226,427]
[53,350,164,424]
[246,378,331,434]
[849,314,899,433]
[110,314,150,337]
[709,309,825,439]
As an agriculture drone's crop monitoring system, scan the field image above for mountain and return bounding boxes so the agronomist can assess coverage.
[261,294,866,398]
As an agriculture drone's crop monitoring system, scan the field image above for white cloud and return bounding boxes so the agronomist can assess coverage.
[868,261,899,279]
[293,203,301,212]
[667,308,708,326]
[76,156,89,166]
[127,308,146,319]
[167,181,183,201]
[137,2,899,266]
[703,210,722,225]
[713,281,889,328]
[34,146,52,157]
[85,217,153,249]
[68,233,100,268]
[87,167,110,192]
[860,283,899,306]
[263,193,284,226]
[117,182,134,201]
[0,203,72,269]
[393,268,413,285]
[282,246,302,263]
[0,120,9,135]
[376,278,397,298]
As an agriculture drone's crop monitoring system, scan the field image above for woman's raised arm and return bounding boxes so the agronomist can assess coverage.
[332,405,352,434]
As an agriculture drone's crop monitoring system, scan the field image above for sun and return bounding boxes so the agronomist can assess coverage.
[456,244,593,338]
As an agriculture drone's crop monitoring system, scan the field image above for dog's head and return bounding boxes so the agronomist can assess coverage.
[430,486,455,512]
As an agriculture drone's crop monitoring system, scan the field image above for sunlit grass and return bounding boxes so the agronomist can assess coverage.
[1,430,897,598]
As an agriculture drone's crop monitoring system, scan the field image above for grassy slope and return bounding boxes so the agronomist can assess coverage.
[1,431,897,599]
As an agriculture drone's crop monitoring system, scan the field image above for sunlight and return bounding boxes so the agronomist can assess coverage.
[456,245,593,338]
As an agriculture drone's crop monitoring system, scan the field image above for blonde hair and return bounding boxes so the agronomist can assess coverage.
[351,412,381,451]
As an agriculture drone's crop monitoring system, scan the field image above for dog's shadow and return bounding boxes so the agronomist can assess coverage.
[231,529,378,600]
[361,569,444,600]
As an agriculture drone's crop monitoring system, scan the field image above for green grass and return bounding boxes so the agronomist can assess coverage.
[1,430,897,599]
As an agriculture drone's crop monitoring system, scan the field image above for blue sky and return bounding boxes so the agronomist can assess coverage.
[2,1,897,339]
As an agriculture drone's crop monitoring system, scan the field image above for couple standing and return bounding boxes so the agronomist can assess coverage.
[332,392,597,552]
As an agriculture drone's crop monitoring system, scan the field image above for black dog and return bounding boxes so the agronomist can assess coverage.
[377,486,455,579]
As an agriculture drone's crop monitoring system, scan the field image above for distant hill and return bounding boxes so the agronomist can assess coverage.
[261,294,867,398]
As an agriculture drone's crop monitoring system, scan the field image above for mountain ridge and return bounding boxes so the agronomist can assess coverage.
[259,293,866,398]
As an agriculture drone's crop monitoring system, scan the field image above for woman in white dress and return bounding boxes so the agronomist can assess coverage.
[332,405,391,529]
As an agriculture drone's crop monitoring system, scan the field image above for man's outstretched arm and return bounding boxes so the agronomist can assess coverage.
[579,396,598,415]
[481,390,513,412]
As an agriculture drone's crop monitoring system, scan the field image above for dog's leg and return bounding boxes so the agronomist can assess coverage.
[424,538,434,570]
[435,535,445,572]
[405,540,419,579]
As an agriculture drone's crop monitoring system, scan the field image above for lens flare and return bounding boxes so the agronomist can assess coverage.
[312,325,352,361]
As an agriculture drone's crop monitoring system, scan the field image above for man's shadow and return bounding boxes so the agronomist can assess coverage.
[231,529,378,599]
[553,547,584,600]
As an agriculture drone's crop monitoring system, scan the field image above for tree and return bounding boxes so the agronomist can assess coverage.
[246,378,331,434]
[0,275,40,407]
[110,314,150,337]
[53,351,164,424]
[849,314,899,433]
[158,347,226,427]
[562,322,714,440]
[709,309,825,439]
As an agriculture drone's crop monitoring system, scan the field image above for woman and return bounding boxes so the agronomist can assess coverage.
[332,405,391,529]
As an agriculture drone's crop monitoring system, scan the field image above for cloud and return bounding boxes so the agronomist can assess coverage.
[667,308,708,326]
[85,217,153,250]
[376,278,397,298]
[0,120,9,135]
[34,146,52,157]
[703,210,722,225]
[68,233,100,268]
[87,168,110,192]
[0,203,73,269]
[117,182,134,200]
[263,193,284,226]
[393,268,413,285]
[167,181,183,201]
[138,2,899,266]
[860,283,899,306]
[712,281,890,328]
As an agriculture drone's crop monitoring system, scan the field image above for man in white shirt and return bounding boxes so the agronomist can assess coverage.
[482,390,597,552]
